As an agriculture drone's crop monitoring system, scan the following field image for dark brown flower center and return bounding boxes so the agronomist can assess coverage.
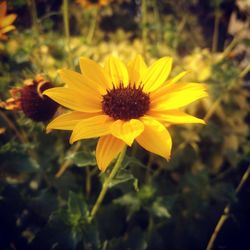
[20,81,58,122]
[102,85,150,120]
[89,0,99,3]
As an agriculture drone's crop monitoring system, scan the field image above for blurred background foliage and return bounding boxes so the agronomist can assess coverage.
[0,0,250,249]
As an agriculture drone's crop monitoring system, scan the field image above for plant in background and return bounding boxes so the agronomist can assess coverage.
[76,0,111,8]
[1,1,249,249]
[0,1,17,40]
[0,75,58,122]
[75,0,112,44]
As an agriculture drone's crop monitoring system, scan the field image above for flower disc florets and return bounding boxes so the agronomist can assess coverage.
[20,78,58,122]
[102,84,150,121]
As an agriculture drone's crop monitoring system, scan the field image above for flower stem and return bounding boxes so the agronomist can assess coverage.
[27,0,45,72]
[62,0,73,68]
[55,142,81,178]
[0,111,26,144]
[87,8,98,45]
[141,0,148,54]
[206,165,250,250]
[27,0,39,35]
[89,147,127,220]
[212,9,220,53]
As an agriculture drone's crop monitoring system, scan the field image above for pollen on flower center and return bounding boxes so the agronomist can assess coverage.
[102,84,150,121]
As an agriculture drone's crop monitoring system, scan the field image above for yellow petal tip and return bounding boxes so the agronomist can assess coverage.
[69,135,75,144]
[46,128,51,134]
[42,89,50,96]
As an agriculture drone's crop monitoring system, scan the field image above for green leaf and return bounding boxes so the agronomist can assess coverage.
[67,191,89,226]
[113,193,141,219]
[68,151,96,168]
[109,169,138,188]
[66,192,101,250]
[30,210,80,250]
[122,155,146,169]
[28,189,58,219]
[0,151,39,175]
[31,191,101,250]
[151,198,171,219]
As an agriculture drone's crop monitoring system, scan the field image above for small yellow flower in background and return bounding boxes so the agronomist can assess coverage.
[0,1,17,40]
[44,55,208,171]
[77,0,111,8]
[0,127,6,135]
[183,48,224,82]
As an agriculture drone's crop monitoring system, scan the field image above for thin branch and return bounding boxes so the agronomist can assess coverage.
[206,165,250,250]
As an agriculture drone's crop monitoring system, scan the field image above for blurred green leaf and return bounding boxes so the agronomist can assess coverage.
[68,151,96,168]
[114,193,141,219]
[67,191,89,226]
[151,198,171,219]
[31,191,100,250]
[109,169,138,189]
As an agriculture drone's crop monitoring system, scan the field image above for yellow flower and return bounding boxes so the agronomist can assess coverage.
[0,1,17,40]
[44,55,208,171]
[0,75,58,122]
[77,0,111,8]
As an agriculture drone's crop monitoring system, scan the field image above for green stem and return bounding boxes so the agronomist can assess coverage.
[206,165,250,250]
[55,142,81,178]
[141,0,147,54]
[27,0,45,72]
[152,0,161,47]
[0,111,26,144]
[90,147,127,220]
[85,166,91,196]
[62,0,73,68]
[87,8,98,44]
[212,9,220,53]
[239,64,250,79]
[145,153,154,182]
[222,36,239,59]
[27,0,39,35]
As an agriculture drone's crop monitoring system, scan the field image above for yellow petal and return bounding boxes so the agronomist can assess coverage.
[142,57,173,92]
[111,119,144,146]
[96,135,125,171]
[127,54,147,87]
[0,2,7,19]
[43,87,101,113]
[166,70,190,86]
[59,69,102,96]
[151,71,189,99]
[79,57,112,91]
[151,83,208,111]
[70,115,113,143]
[47,111,99,131]
[1,24,15,34]
[1,14,17,27]
[104,56,129,87]
[149,110,205,125]
[136,117,172,160]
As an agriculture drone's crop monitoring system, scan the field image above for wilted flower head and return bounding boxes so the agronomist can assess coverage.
[0,75,58,122]
[0,1,17,40]
[44,55,208,171]
[77,0,111,8]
